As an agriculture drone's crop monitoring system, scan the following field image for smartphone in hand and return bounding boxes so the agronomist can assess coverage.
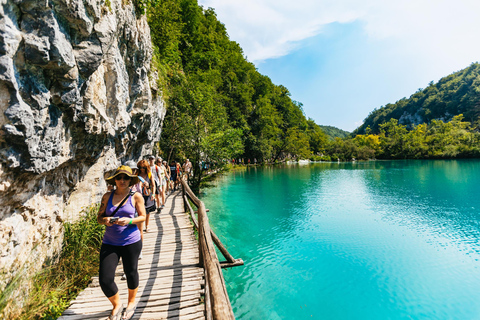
[110,217,119,223]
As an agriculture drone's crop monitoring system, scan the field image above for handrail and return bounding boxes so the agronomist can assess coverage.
[181,180,244,268]
[180,178,242,320]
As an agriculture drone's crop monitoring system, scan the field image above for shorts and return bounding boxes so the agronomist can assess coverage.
[145,204,156,215]
[155,181,160,195]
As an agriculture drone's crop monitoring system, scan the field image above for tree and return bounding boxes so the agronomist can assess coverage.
[379,119,408,158]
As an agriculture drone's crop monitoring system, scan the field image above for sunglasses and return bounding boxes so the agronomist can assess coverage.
[138,166,147,170]
[115,174,132,181]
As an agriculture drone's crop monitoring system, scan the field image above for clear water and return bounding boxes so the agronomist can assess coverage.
[200,160,480,320]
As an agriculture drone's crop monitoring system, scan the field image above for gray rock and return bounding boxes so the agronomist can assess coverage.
[52,0,94,37]
[74,37,103,78]
[0,0,166,313]
[23,34,50,65]
[0,1,22,56]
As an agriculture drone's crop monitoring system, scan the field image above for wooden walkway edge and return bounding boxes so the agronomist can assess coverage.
[59,190,205,320]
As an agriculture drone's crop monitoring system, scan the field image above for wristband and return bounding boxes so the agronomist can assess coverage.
[129,219,133,225]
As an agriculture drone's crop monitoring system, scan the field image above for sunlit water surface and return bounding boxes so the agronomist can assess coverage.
[200,160,480,320]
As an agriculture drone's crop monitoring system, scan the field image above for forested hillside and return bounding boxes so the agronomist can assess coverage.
[319,62,480,161]
[319,125,350,139]
[355,63,480,134]
[142,0,328,188]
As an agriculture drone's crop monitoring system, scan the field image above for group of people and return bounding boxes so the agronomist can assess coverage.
[96,156,193,320]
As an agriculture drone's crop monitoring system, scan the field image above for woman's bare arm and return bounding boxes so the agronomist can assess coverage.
[97,192,111,225]
[133,193,146,224]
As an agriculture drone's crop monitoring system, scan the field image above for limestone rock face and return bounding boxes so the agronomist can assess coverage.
[0,0,165,295]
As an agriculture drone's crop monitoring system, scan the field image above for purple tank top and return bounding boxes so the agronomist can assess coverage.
[102,192,141,246]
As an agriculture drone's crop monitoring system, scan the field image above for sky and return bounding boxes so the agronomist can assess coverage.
[197,0,480,132]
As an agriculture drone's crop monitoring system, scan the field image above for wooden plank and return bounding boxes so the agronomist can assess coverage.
[90,267,203,282]
[71,289,201,307]
[141,241,198,249]
[66,292,201,313]
[148,224,192,229]
[143,236,197,242]
[135,252,199,262]
[142,238,196,244]
[75,270,203,296]
[142,228,195,235]
[135,305,205,320]
[150,220,193,227]
[72,283,202,304]
[141,245,199,254]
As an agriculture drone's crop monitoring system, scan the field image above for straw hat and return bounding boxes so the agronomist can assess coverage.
[105,165,140,186]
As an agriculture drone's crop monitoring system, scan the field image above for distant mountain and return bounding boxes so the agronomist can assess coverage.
[319,125,350,140]
[354,63,480,134]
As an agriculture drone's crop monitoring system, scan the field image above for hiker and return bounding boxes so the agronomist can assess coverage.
[137,159,156,232]
[183,158,192,181]
[163,160,170,195]
[148,156,161,210]
[97,165,145,320]
[124,161,145,243]
[169,160,178,191]
[156,157,167,209]
[175,161,183,189]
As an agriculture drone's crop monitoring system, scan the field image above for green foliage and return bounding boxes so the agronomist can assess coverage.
[328,115,480,161]
[13,205,104,320]
[319,125,351,140]
[355,62,480,134]
[307,119,329,154]
[133,0,148,15]
[147,0,329,190]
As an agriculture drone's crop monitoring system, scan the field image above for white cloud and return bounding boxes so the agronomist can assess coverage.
[199,0,361,61]
[198,0,480,64]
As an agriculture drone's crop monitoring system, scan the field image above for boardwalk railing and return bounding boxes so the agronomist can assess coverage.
[180,179,243,320]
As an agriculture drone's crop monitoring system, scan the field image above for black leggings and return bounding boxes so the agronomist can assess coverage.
[99,240,142,298]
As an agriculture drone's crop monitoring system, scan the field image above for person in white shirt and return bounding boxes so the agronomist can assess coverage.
[148,156,161,210]
[183,158,192,181]
[155,157,167,209]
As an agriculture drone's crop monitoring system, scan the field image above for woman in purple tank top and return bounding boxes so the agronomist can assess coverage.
[97,165,146,320]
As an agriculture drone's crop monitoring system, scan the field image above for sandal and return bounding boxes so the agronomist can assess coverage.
[108,304,123,320]
[122,303,137,320]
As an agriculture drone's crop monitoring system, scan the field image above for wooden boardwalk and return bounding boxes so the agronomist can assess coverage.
[59,190,205,320]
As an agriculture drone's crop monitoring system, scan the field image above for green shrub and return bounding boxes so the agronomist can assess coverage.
[14,204,104,320]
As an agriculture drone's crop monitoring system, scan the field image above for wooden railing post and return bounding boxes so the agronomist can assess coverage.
[181,181,188,213]
[198,203,235,319]
[180,178,240,319]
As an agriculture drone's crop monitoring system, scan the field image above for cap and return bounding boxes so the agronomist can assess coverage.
[125,160,138,169]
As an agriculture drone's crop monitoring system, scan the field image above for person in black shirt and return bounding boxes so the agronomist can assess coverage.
[169,161,177,191]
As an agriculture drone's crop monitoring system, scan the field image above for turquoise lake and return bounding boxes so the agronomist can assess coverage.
[200,160,480,320]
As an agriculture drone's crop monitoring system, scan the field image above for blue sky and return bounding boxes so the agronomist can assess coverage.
[198,0,480,131]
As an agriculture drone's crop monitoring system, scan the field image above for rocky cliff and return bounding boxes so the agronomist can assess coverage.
[0,0,164,295]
